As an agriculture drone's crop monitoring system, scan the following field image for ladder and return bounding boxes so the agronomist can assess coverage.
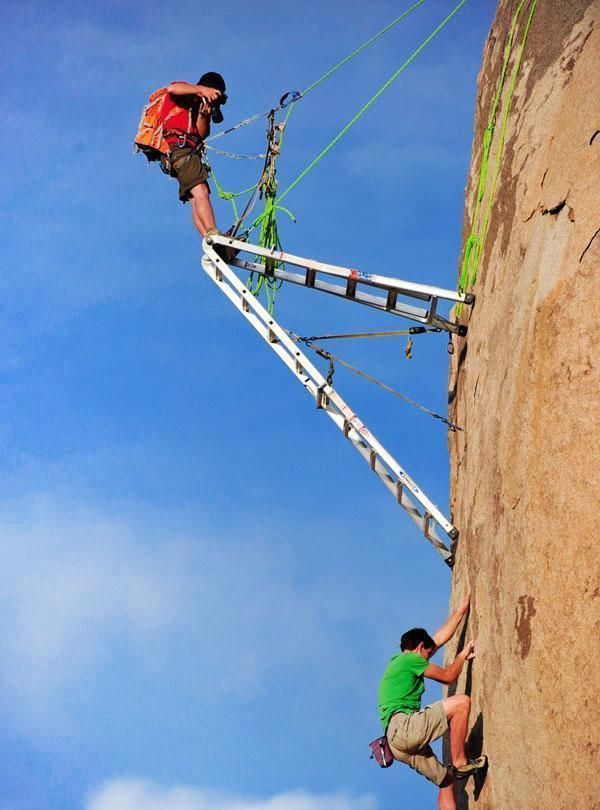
[209,234,474,334]
[202,235,462,566]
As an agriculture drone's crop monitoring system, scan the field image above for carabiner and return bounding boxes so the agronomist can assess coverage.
[279,90,302,108]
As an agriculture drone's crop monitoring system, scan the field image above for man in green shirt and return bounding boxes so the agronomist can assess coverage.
[378,593,487,810]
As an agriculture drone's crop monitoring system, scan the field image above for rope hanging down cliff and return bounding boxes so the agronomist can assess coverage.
[458,0,539,299]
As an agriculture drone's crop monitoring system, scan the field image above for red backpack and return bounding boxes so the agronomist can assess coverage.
[134,87,197,162]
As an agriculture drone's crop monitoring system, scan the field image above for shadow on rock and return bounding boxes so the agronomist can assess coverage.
[467,713,487,800]
[453,713,488,808]
[447,620,470,699]
[447,339,469,406]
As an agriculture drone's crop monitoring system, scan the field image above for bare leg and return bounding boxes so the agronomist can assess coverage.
[443,694,471,767]
[437,773,456,810]
[189,182,217,236]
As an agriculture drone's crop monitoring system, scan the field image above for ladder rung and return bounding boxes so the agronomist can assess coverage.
[396,481,404,504]
[316,386,328,409]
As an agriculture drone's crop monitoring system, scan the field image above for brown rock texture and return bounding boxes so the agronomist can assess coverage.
[445,2,600,808]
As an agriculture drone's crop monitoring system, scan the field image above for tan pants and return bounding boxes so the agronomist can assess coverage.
[386,701,449,786]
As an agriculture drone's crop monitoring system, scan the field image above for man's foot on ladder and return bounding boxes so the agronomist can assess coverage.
[205,228,242,264]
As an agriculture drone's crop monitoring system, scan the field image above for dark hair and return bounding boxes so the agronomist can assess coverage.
[197,71,226,94]
[400,628,436,651]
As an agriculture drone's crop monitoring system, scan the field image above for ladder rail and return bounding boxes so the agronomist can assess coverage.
[233,255,430,302]
[208,234,473,335]
[232,257,433,323]
[214,234,473,303]
[202,239,457,566]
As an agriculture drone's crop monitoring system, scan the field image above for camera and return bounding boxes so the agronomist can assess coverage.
[210,92,227,124]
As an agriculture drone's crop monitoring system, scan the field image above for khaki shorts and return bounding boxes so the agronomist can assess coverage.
[166,146,210,202]
[386,701,449,786]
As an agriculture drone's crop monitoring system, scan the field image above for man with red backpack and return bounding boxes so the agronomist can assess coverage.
[135,72,233,247]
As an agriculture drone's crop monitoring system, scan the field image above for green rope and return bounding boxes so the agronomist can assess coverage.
[210,0,445,233]
[301,0,428,98]
[247,192,284,314]
[212,0,429,158]
[458,0,538,297]
[209,165,258,222]
[276,0,470,206]
[244,118,297,314]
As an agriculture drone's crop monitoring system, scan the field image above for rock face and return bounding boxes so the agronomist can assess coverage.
[445,2,600,808]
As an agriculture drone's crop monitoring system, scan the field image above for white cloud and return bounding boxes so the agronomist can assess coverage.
[0,493,366,734]
[86,779,377,810]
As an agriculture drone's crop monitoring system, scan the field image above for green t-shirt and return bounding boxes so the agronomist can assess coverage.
[378,651,429,730]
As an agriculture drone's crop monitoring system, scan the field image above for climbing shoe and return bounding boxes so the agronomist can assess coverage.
[452,755,488,780]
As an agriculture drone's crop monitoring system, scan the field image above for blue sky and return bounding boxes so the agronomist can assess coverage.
[1,1,495,808]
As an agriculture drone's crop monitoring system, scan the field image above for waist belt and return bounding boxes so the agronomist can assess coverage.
[164,130,203,151]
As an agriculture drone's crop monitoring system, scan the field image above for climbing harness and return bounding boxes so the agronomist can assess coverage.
[202,233,457,566]
[458,0,538,298]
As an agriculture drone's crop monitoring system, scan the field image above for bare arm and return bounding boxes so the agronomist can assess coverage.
[196,110,211,139]
[167,82,222,102]
[424,640,475,685]
[432,591,470,649]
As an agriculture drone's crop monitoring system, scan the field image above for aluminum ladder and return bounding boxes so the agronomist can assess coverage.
[208,234,473,334]
[202,234,462,566]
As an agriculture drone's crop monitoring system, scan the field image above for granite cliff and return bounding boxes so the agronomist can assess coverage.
[445,2,599,808]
